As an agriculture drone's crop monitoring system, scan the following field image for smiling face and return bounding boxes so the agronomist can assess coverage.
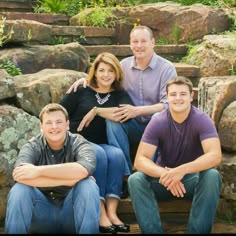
[167,84,194,116]
[40,110,69,150]
[130,28,155,60]
[95,62,116,91]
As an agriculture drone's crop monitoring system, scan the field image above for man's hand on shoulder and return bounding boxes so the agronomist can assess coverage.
[66,77,88,94]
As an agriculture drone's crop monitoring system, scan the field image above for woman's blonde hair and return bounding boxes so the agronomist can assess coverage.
[87,52,123,90]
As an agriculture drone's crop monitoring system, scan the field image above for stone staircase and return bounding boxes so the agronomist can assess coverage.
[1,2,235,234]
[1,10,200,104]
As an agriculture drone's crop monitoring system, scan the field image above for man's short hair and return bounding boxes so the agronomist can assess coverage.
[166,76,193,94]
[130,25,154,39]
[39,103,69,122]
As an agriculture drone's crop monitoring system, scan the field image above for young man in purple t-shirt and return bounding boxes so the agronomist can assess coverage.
[128,77,222,234]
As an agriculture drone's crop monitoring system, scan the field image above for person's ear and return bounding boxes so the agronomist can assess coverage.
[190,91,194,102]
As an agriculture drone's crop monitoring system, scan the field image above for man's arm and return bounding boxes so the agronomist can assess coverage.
[13,162,89,187]
[176,137,222,174]
[112,103,165,122]
[134,141,186,197]
[134,141,166,178]
[159,137,222,190]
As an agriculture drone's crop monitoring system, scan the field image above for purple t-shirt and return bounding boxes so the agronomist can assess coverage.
[142,106,219,167]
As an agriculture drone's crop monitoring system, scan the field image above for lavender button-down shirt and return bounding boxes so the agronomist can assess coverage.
[121,53,177,123]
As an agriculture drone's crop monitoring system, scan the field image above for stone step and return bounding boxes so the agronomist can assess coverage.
[85,44,188,61]
[1,12,69,25]
[0,0,33,12]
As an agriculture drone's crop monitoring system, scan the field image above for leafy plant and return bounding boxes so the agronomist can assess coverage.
[172,24,181,44]
[229,64,236,75]
[78,6,117,28]
[48,36,65,45]
[34,0,67,14]
[0,17,14,47]
[156,38,169,45]
[0,59,22,76]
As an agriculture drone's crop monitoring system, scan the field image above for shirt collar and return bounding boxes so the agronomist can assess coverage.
[130,53,157,70]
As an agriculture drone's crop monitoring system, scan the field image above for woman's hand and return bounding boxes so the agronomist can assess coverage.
[66,77,88,93]
[112,104,137,122]
[77,108,96,132]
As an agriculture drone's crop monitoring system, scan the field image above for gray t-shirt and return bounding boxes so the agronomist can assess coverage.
[142,106,219,167]
[121,53,177,123]
[15,132,96,203]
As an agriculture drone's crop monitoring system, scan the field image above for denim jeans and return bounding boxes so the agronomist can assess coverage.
[91,143,126,200]
[106,119,147,175]
[5,179,100,234]
[128,169,222,234]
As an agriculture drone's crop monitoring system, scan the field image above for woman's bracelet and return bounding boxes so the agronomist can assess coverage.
[93,106,100,116]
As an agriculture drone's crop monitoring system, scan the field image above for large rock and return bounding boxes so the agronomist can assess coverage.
[0,42,90,74]
[218,101,236,152]
[198,76,236,152]
[185,34,236,76]
[0,70,15,100]
[13,68,88,116]
[198,76,236,126]
[0,104,39,222]
[71,3,231,44]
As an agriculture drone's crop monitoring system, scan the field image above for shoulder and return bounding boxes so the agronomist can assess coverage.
[19,134,43,155]
[67,132,88,146]
[148,109,169,129]
[151,54,177,78]
[190,106,218,135]
[191,106,212,121]
[121,56,134,67]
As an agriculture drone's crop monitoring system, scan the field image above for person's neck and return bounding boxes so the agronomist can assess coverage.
[47,140,64,151]
[91,85,112,93]
[170,107,191,124]
[135,54,153,70]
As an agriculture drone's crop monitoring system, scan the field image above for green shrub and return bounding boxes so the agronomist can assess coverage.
[0,59,22,76]
[78,7,117,28]
[34,0,67,14]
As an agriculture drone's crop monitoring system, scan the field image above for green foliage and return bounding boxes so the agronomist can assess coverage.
[34,0,67,14]
[0,17,14,47]
[0,59,22,76]
[172,24,181,44]
[156,38,169,45]
[229,64,236,75]
[48,36,65,45]
[78,7,117,28]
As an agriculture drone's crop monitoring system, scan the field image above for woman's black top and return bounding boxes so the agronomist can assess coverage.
[60,86,133,144]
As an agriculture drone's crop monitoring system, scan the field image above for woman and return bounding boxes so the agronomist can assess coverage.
[60,52,131,234]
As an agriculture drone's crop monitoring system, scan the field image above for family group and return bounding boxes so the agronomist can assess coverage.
[4,26,222,234]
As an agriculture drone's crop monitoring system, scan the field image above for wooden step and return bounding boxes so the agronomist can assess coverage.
[118,198,192,215]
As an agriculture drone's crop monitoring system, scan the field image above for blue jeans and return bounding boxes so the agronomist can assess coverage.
[106,119,147,175]
[91,143,126,200]
[5,179,100,234]
[128,169,222,234]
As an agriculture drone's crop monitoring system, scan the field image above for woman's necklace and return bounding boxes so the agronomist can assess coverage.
[95,92,110,105]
